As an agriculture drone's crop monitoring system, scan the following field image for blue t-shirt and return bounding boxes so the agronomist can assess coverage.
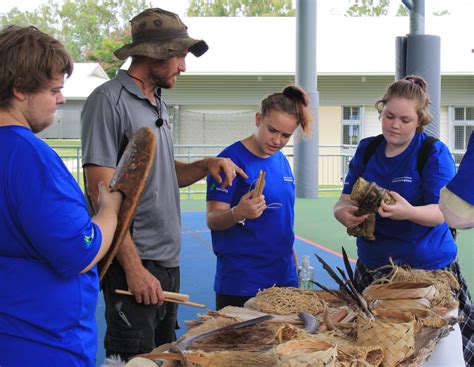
[206,141,297,296]
[0,126,102,367]
[342,133,457,270]
[447,131,474,205]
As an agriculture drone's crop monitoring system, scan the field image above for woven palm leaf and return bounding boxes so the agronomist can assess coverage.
[357,310,415,366]
[161,350,276,367]
[370,297,431,310]
[363,282,436,301]
[322,333,384,367]
[275,339,338,366]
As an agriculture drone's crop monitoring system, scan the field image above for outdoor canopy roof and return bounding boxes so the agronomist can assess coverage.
[179,15,472,76]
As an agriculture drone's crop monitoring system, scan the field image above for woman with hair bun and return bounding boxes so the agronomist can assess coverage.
[206,85,313,310]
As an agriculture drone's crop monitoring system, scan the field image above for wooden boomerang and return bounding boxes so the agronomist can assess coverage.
[99,127,156,281]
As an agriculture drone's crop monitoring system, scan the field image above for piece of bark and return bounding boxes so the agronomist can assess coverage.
[99,127,156,281]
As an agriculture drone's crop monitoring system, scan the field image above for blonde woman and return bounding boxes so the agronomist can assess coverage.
[334,76,472,365]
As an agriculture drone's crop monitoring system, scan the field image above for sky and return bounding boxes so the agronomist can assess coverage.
[1,0,473,18]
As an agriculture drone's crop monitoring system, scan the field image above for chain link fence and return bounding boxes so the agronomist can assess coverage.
[50,143,353,198]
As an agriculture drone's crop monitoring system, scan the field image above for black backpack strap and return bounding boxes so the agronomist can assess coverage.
[363,134,439,177]
[415,136,457,239]
[363,134,385,166]
[417,136,439,177]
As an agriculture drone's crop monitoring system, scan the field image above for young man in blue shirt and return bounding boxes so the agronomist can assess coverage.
[0,25,122,367]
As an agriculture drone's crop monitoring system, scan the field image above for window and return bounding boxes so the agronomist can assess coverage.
[452,107,474,164]
[342,106,362,145]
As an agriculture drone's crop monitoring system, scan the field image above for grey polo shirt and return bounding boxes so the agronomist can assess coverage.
[81,70,181,267]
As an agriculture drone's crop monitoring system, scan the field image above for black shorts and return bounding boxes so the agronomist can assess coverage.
[101,260,180,360]
[354,259,473,367]
[215,293,252,310]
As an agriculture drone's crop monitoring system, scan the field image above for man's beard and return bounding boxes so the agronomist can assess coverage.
[150,73,178,89]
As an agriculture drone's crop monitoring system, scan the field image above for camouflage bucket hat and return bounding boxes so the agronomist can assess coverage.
[114,8,208,60]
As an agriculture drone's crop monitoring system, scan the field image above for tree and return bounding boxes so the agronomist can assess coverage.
[344,0,453,17]
[59,0,150,66]
[0,0,61,36]
[345,0,408,17]
[345,0,389,16]
[186,0,295,17]
[86,28,132,77]
[0,0,150,77]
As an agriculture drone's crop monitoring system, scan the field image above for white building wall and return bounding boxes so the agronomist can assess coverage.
[439,107,450,144]
[363,107,383,138]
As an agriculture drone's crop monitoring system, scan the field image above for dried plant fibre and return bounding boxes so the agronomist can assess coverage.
[254,287,326,315]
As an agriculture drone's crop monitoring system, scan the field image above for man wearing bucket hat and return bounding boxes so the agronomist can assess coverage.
[113,8,208,61]
[81,8,246,360]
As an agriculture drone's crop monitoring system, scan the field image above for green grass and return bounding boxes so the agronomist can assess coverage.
[44,139,80,145]
[181,198,207,212]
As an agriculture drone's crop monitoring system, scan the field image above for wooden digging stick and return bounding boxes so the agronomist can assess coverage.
[115,289,188,302]
[115,289,205,309]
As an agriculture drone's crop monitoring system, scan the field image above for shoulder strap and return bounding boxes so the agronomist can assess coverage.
[417,136,458,241]
[417,136,439,177]
[362,134,439,178]
[363,134,385,166]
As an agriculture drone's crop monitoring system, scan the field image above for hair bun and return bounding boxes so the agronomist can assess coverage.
[404,75,427,92]
[283,86,308,106]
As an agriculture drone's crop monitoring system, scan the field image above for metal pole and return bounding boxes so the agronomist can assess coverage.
[402,0,425,35]
[399,0,440,138]
[395,36,407,81]
[295,0,319,198]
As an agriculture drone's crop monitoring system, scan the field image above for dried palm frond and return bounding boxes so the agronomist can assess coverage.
[363,282,436,301]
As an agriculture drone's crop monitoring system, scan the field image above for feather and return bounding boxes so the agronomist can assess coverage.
[315,254,358,303]
[342,247,355,284]
[311,280,341,299]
